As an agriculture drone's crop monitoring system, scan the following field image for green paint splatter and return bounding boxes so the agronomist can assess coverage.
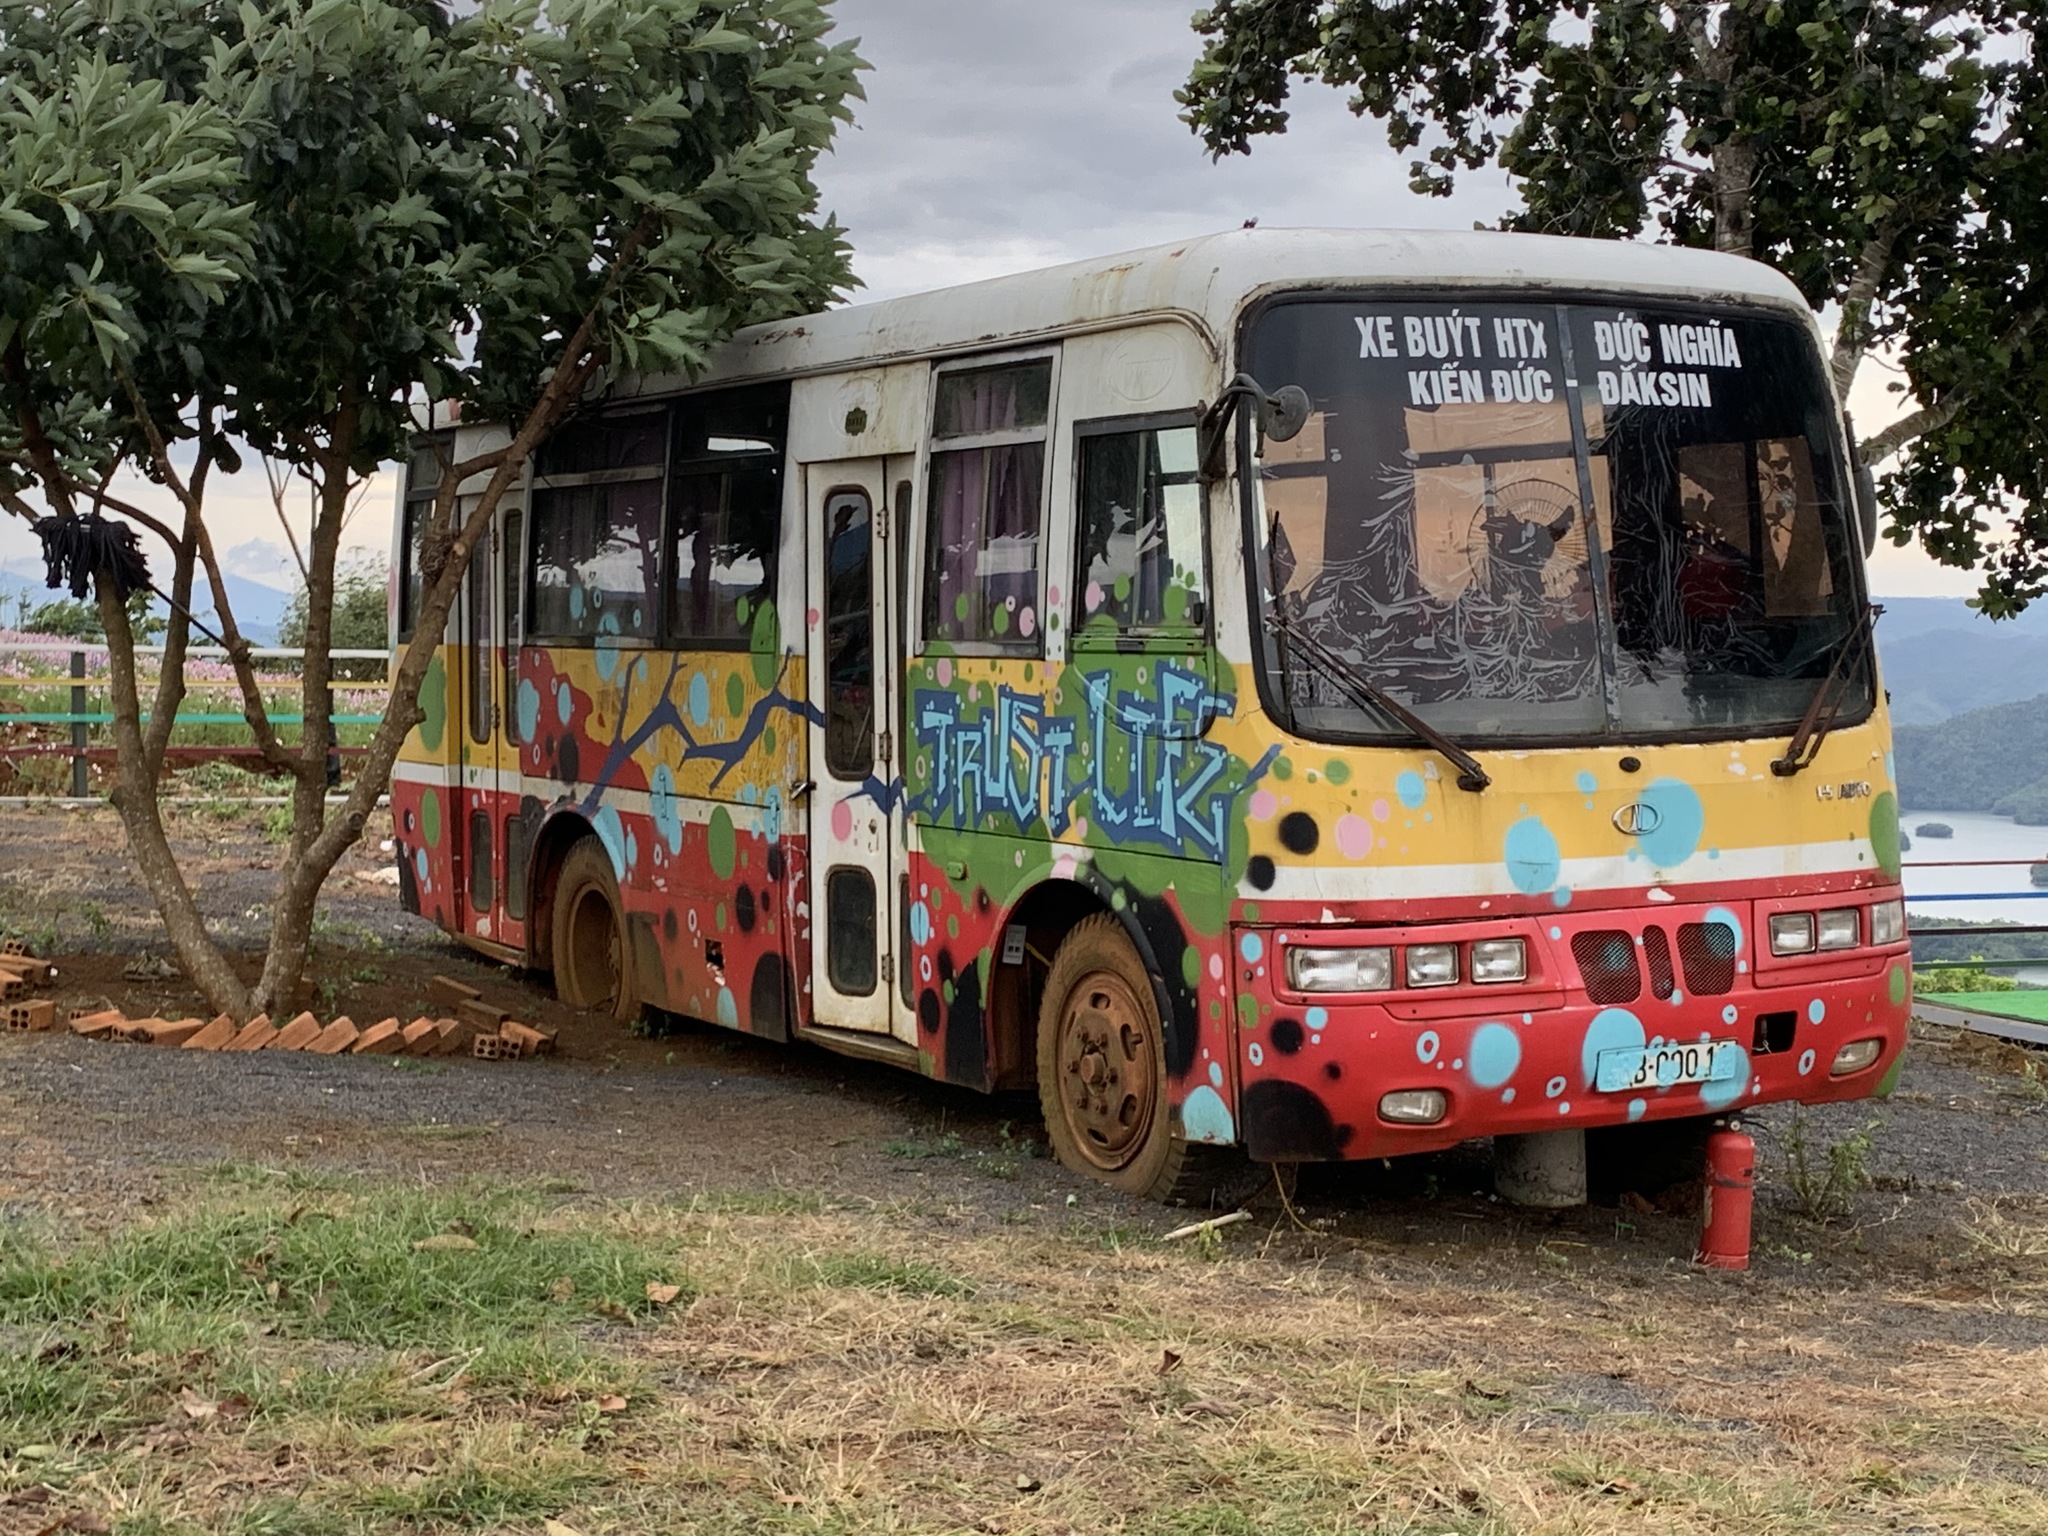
[1180,946,1202,989]
[946,913,960,940]
[708,806,736,881]
[715,903,727,932]
[1271,756,1292,781]
[1888,963,1907,1007]
[1869,790,1901,879]
[749,600,781,689]
[420,788,442,848]
[1236,994,1258,1030]
[1874,1048,1905,1098]
[726,670,746,718]
[417,655,446,752]
[1324,759,1351,785]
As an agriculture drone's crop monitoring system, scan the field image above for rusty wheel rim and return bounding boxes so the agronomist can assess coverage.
[566,884,622,1010]
[1053,967,1158,1172]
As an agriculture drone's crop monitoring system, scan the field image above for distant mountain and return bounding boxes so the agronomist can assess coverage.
[1874,597,2048,726]
[1893,693,2048,823]
[0,558,292,645]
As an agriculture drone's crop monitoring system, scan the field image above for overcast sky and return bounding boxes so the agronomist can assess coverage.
[0,0,1975,598]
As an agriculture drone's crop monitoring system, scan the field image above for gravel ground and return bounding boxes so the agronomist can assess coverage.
[4,802,2048,1290]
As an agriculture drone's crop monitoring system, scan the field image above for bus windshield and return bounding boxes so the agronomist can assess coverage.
[1245,297,1869,743]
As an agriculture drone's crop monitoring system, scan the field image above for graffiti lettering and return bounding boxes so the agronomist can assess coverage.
[914,664,1240,858]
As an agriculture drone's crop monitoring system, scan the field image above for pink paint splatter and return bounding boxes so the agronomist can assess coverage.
[1047,585,1062,609]
[1019,606,1036,637]
[1336,813,1374,859]
[1248,789,1278,821]
[1208,953,1224,982]
[830,800,853,840]
[806,607,820,630]
[1084,580,1103,612]
[936,658,953,686]
[1371,798,1391,823]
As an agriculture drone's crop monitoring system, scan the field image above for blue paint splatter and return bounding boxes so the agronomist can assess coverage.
[1575,770,1598,793]
[1306,1006,1328,1029]
[517,679,541,740]
[555,680,573,725]
[592,804,628,880]
[1468,1022,1521,1089]
[1417,1030,1440,1064]
[1239,932,1263,964]
[716,987,738,1028]
[1808,998,1826,1024]
[1551,887,1573,908]
[1208,1061,1223,1088]
[1396,770,1427,808]
[1504,816,1561,894]
[1182,1085,1236,1144]
[1502,1087,1517,1104]
[1581,1006,1647,1088]
[569,584,586,621]
[1636,778,1705,867]
[651,764,683,853]
[414,847,429,885]
[909,901,932,945]
[1704,905,1745,952]
[1701,1044,1752,1110]
[1798,1048,1817,1076]
[1722,1003,1740,1025]
[1627,1098,1647,1123]
[762,785,784,844]
[688,673,710,728]
[1545,1075,1567,1099]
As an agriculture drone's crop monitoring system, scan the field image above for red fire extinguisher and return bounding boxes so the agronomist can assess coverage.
[1696,1125,1755,1271]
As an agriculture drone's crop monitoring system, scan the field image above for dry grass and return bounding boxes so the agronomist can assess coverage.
[5,1171,2048,1535]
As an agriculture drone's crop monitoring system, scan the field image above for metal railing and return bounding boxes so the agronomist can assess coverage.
[1903,854,2048,1048]
[0,638,390,799]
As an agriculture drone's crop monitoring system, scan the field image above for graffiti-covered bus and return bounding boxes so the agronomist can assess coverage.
[391,229,1909,1202]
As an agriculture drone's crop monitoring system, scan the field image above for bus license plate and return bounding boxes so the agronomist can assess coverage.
[1595,1041,1742,1094]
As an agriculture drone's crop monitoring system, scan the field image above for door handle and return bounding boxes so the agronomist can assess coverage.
[790,780,815,800]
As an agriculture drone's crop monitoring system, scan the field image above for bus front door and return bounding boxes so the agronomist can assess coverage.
[803,459,906,1039]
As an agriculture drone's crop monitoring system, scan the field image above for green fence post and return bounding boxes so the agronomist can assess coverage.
[70,647,88,797]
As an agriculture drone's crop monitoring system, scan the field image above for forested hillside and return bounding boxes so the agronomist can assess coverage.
[1892,693,2048,822]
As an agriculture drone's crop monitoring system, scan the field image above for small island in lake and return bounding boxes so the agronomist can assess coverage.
[1900,832,1913,852]
[1915,822,1955,839]
[2032,860,2048,889]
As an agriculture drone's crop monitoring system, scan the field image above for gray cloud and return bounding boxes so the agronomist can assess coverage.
[814,0,1519,300]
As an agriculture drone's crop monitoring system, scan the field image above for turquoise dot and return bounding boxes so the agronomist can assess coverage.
[1396,770,1427,808]
[1627,1098,1647,1122]
[1305,1006,1328,1029]
[1239,932,1263,963]
[1468,1022,1521,1089]
[1636,777,1705,867]
[1575,770,1597,793]
[1416,1030,1440,1063]
[1504,816,1561,894]
[688,672,710,727]
[1808,998,1826,1024]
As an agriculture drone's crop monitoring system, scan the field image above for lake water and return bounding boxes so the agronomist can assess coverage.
[1898,808,2048,928]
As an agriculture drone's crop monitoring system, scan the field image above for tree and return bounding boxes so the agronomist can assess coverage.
[279,553,388,682]
[0,0,861,1017]
[1179,0,2048,611]
[24,590,164,643]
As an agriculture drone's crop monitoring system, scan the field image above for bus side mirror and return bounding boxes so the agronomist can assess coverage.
[1260,385,1311,444]
[1844,411,1879,555]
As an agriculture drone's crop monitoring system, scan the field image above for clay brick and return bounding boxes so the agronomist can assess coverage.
[131,1017,207,1047]
[430,1015,480,1055]
[0,937,27,957]
[0,956,53,985]
[471,1032,521,1061]
[457,997,509,1033]
[0,973,23,1003]
[499,1021,557,1058]
[70,1010,124,1039]
[400,1017,442,1054]
[117,1017,167,1042]
[271,1012,324,1051]
[226,1016,281,1052]
[182,1014,239,1051]
[428,974,482,1008]
[307,1018,359,1054]
[3,999,56,1032]
[351,1017,404,1055]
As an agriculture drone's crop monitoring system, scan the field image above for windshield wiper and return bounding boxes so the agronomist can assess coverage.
[1269,611,1490,792]
[1770,602,1881,777]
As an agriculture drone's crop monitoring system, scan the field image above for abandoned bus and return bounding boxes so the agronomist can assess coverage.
[390,228,1909,1201]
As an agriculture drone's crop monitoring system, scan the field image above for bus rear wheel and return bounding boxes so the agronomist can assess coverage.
[1036,915,1225,1203]
[552,840,637,1020]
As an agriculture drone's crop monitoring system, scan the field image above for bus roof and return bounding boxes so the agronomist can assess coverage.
[685,226,1814,386]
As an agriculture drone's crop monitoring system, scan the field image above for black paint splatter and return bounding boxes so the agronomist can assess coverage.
[1270,1017,1304,1054]
[1278,812,1319,856]
[1246,855,1275,891]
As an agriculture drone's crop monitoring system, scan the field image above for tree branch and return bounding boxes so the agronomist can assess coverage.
[1831,225,1899,403]
[1860,302,2047,464]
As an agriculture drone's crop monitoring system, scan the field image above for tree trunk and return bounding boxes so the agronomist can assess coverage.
[94,569,254,1018]
[1711,136,1755,258]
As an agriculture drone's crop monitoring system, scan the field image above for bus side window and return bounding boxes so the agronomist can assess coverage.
[1072,421,1206,640]
[923,359,1052,651]
[527,405,666,643]
[668,382,788,646]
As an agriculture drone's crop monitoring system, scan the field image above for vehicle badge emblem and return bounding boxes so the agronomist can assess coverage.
[1612,801,1663,836]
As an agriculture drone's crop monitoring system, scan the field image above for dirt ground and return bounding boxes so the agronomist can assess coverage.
[6,803,2048,1532]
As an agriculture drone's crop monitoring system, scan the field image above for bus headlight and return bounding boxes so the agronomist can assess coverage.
[1869,899,1905,947]
[1287,946,1393,993]
[1405,944,1460,988]
[1469,938,1527,983]
[1831,1038,1883,1076]
[1816,908,1860,951]
[1768,912,1816,956]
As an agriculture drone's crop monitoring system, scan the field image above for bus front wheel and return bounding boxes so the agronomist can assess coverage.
[551,840,638,1020]
[1036,915,1224,1203]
